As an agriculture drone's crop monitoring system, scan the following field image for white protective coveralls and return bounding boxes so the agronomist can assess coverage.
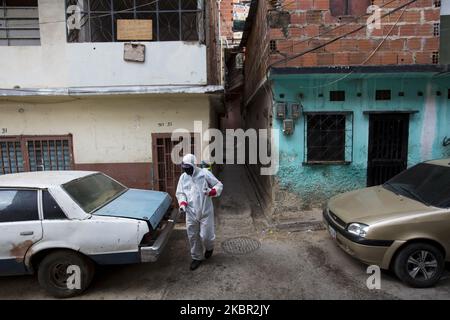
[176,154,223,261]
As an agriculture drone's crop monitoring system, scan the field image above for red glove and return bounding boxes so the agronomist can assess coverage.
[179,201,188,213]
[208,188,217,197]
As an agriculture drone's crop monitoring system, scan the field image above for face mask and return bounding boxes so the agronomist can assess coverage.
[182,165,194,176]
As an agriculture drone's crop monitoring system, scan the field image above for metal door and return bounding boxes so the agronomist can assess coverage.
[0,189,43,275]
[367,113,410,186]
[152,133,196,203]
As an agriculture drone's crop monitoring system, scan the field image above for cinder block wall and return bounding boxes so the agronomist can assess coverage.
[269,0,441,67]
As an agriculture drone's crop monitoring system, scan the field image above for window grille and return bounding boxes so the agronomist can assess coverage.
[304,112,353,164]
[0,135,74,175]
[0,0,40,46]
[66,0,203,43]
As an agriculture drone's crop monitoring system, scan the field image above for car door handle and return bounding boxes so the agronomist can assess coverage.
[20,231,34,236]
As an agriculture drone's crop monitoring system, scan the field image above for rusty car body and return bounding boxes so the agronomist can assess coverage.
[0,171,178,297]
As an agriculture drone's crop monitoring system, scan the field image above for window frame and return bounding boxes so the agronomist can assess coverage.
[64,0,204,43]
[0,188,40,223]
[0,0,41,46]
[0,134,74,175]
[303,111,354,165]
[42,189,68,220]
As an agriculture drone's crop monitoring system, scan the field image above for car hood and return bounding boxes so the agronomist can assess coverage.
[328,186,436,225]
[93,189,172,229]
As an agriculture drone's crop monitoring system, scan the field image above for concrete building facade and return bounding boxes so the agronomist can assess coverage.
[0,0,223,200]
[236,0,450,222]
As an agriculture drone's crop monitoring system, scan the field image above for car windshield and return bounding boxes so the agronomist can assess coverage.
[63,173,127,213]
[383,163,450,208]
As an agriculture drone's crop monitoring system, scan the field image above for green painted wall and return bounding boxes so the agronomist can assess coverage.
[271,73,450,207]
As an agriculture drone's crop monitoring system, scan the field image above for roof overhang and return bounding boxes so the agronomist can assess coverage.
[270,64,450,79]
[0,85,224,98]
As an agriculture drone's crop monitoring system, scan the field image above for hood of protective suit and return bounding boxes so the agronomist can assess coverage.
[182,154,197,168]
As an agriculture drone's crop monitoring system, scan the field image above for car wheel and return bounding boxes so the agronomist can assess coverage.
[37,250,95,298]
[394,243,444,288]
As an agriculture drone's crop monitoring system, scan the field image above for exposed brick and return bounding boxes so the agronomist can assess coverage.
[290,13,307,25]
[313,0,330,10]
[254,0,440,69]
[302,53,318,66]
[415,52,432,64]
[298,0,314,10]
[317,53,334,65]
[348,53,367,65]
[306,10,323,24]
[398,52,414,64]
[424,9,440,22]
[407,38,423,50]
[333,52,350,65]
[380,52,398,65]
[423,37,439,51]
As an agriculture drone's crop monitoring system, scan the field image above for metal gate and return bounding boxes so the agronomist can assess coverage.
[152,133,196,202]
[367,113,410,186]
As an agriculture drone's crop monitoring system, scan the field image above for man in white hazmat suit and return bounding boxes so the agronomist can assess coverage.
[176,154,223,270]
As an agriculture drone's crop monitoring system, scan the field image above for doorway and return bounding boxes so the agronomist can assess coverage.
[367,113,410,187]
[151,133,196,203]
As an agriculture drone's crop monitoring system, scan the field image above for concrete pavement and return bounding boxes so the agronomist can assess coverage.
[0,165,449,299]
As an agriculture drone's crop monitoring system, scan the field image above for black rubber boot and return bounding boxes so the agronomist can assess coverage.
[190,260,202,271]
[205,250,214,259]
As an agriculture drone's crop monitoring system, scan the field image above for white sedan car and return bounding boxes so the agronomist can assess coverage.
[0,171,178,298]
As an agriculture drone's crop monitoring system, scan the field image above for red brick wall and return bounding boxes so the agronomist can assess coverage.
[220,0,235,40]
[244,0,272,102]
[269,0,441,67]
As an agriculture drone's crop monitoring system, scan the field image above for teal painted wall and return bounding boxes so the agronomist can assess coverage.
[271,73,450,207]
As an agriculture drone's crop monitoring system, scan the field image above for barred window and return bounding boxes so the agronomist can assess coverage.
[304,112,353,164]
[0,135,74,175]
[0,0,40,46]
[66,0,203,43]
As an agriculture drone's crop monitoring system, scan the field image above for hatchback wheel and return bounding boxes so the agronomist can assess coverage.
[38,250,95,298]
[394,243,444,288]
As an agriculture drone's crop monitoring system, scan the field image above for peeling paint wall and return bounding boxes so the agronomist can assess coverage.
[271,74,450,217]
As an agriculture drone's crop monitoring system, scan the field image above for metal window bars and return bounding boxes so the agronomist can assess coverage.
[304,112,353,164]
[0,0,40,46]
[0,135,74,175]
[66,0,203,43]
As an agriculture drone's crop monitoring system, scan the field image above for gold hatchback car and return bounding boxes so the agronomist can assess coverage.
[323,159,450,288]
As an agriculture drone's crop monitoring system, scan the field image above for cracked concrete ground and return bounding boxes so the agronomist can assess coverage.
[1,165,449,300]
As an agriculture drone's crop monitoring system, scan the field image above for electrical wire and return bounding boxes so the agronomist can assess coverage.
[270,0,419,67]
[295,4,408,90]
[247,0,408,94]
[0,0,172,28]
[275,0,401,53]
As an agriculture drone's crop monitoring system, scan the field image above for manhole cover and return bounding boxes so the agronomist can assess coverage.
[221,237,261,255]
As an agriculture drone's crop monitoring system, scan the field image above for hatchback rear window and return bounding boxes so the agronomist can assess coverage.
[62,173,127,213]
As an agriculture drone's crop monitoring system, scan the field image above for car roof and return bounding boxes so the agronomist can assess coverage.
[425,158,450,167]
[0,171,99,189]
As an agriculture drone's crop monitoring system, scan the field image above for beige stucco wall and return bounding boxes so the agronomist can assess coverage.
[0,95,211,164]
